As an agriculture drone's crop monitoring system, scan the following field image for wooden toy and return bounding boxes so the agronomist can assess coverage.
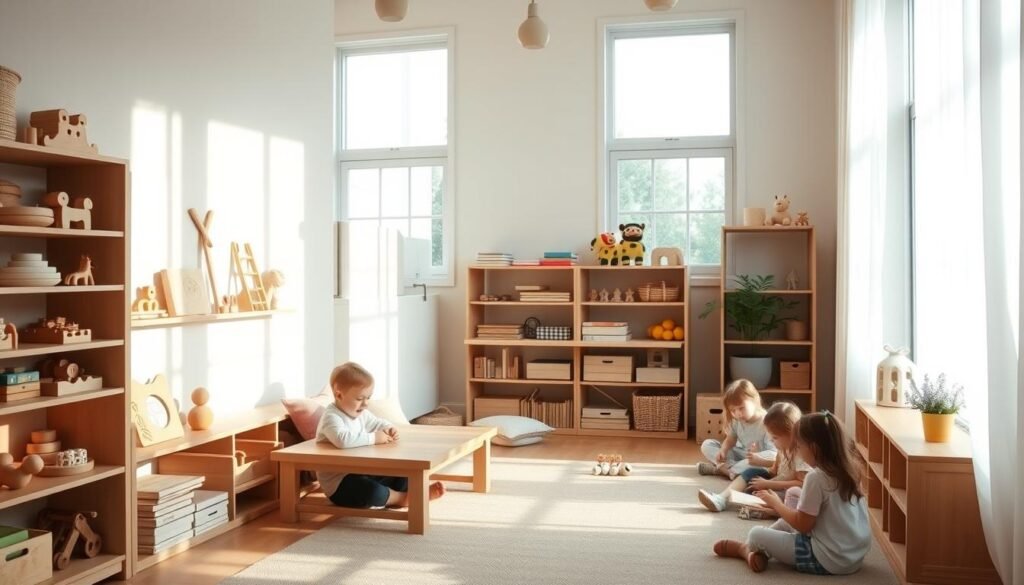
[611,288,622,302]
[261,269,285,309]
[617,223,646,265]
[794,211,810,226]
[624,288,636,302]
[187,387,214,430]
[598,289,610,302]
[130,375,185,447]
[588,289,598,302]
[591,453,631,476]
[131,285,167,319]
[160,268,211,317]
[187,208,222,313]
[0,453,44,489]
[37,509,102,570]
[0,179,22,207]
[38,459,93,477]
[0,253,61,286]
[765,194,793,226]
[20,126,38,144]
[219,294,239,313]
[55,449,87,467]
[589,232,619,265]
[62,255,95,286]
[0,319,17,351]
[651,247,684,266]
[229,242,270,311]
[786,270,799,290]
[0,381,41,402]
[37,357,103,396]
[21,317,91,345]
[26,441,61,455]
[0,205,54,227]
[31,430,57,443]
[29,110,99,154]
[42,192,92,230]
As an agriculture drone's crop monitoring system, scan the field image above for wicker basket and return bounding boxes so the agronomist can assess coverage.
[638,281,680,302]
[412,405,464,426]
[0,66,20,141]
[632,391,682,431]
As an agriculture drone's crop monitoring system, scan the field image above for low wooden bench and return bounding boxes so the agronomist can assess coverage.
[272,425,496,534]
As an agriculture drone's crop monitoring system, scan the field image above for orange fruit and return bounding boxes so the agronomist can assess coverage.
[673,326,684,340]
[661,319,676,331]
[661,330,674,341]
[651,325,664,339]
[647,325,655,338]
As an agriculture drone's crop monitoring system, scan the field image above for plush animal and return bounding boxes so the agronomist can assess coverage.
[589,232,619,265]
[794,211,810,226]
[766,195,792,226]
[0,453,44,490]
[592,453,633,476]
[617,223,646,265]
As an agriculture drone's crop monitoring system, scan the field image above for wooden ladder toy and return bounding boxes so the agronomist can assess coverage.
[229,242,269,312]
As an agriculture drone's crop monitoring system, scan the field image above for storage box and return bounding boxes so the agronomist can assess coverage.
[696,393,727,442]
[581,405,628,420]
[780,361,811,390]
[0,529,52,585]
[635,367,681,384]
[583,355,633,382]
[474,395,523,420]
[526,359,571,380]
[632,391,681,432]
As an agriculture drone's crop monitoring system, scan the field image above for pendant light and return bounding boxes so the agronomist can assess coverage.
[375,0,408,22]
[644,0,678,10]
[518,0,549,50]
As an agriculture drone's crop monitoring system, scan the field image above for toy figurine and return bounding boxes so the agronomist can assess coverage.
[786,270,799,290]
[589,232,619,265]
[765,195,792,226]
[794,211,810,226]
[617,223,646,265]
[624,288,636,302]
[589,289,598,302]
[612,288,622,302]
[598,289,610,303]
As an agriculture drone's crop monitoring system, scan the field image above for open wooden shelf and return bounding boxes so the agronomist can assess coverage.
[469,301,573,306]
[0,226,124,239]
[236,473,275,494]
[581,381,685,388]
[136,403,287,462]
[465,338,575,347]
[0,138,128,166]
[577,340,684,349]
[722,225,814,233]
[577,428,687,439]
[723,289,812,295]
[0,339,124,359]
[0,465,124,511]
[0,285,124,295]
[469,265,574,271]
[578,265,686,270]
[469,378,573,385]
[581,301,686,307]
[758,387,814,395]
[0,387,123,416]
[131,310,281,329]
[723,339,813,346]
[40,554,126,585]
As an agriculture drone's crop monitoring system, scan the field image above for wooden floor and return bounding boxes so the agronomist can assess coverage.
[122,435,702,584]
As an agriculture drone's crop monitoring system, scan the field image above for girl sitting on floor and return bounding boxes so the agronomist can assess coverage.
[697,379,777,479]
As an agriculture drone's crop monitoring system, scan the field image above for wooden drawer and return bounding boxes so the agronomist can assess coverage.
[0,530,51,585]
[583,355,633,382]
[780,361,811,389]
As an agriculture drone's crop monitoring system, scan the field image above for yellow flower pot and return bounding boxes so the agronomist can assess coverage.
[921,413,955,442]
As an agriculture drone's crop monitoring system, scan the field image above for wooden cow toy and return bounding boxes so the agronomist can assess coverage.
[42,191,93,230]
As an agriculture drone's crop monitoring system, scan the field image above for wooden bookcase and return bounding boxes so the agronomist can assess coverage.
[0,140,131,583]
[718,226,817,410]
[854,401,999,585]
[464,265,689,439]
[131,404,287,572]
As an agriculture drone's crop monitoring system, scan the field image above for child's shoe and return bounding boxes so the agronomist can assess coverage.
[738,506,772,520]
[696,462,717,476]
[698,489,727,512]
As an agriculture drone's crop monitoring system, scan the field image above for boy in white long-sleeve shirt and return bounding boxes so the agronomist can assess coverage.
[316,362,446,509]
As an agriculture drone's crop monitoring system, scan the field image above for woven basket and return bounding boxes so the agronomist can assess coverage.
[0,66,20,141]
[413,405,464,426]
[638,281,680,302]
[632,391,681,431]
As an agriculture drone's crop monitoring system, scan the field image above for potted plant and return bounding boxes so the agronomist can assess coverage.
[907,374,964,442]
[700,274,797,388]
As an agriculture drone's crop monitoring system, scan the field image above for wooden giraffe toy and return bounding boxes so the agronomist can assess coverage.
[42,191,93,230]
[29,109,99,154]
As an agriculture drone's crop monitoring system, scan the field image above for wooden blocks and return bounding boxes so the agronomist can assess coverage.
[42,192,92,230]
[0,381,40,402]
[29,110,98,154]
[20,317,92,345]
[131,285,167,319]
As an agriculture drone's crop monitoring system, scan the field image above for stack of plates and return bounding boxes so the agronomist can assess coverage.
[0,180,21,207]
[0,206,53,228]
[0,253,61,286]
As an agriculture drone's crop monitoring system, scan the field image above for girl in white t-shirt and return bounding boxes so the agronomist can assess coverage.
[697,379,777,479]
[712,411,871,575]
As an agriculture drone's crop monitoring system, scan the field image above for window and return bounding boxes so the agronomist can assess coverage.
[604,22,736,270]
[337,34,454,284]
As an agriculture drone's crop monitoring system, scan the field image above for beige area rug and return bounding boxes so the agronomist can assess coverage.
[222,458,897,585]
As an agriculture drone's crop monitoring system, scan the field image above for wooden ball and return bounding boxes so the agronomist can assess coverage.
[191,387,209,406]
[188,405,214,431]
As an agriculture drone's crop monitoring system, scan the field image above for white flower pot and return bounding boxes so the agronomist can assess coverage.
[730,356,772,389]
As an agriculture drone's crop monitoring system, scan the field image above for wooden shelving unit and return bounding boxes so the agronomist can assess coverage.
[717,226,817,409]
[0,138,131,582]
[854,401,999,585]
[465,265,689,439]
[131,309,280,330]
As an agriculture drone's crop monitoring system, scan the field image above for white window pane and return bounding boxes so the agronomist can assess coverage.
[618,159,653,212]
[654,159,687,211]
[347,168,379,218]
[381,218,408,237]
[412,218,445,268]
[689,213,725,264]
[614,34,731,138]
[411,166,443,216]
[381,167,410,217]
[654,214,687,254]
[689,157,726,211]
[344,49,447,149]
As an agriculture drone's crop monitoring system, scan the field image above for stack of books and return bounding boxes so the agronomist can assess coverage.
[511,259,541,266]
[137,474,205,555]
[517,285,571,302]
[0,368,40,403]
[539,252,578,266]
[191,490,229,539]
[476,252,513,266]
[522,389,573,429]
[581,321,632,342]
[473,348,521,379]
[475,324,524,340]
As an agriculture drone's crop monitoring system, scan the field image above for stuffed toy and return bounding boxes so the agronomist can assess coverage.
[592,453,632,476]
[589,232,619,265]
[794,211,810,226]
[0,453,44,490]
[766,195,792,226]
[617,223,646,265]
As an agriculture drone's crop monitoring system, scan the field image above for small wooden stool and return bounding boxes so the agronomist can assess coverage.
[695,393,726,443]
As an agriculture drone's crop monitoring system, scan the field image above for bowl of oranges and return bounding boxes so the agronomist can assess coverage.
[647,319,685,341]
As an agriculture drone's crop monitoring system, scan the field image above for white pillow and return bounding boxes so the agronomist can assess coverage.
[470,415,553,446]
[366,396,410,425]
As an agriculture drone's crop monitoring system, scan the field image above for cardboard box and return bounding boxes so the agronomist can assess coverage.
[526,359,572,380]
[474,395,523,419]
[583,355,633,382]
[780,362,811,389]
[635,367,681,384]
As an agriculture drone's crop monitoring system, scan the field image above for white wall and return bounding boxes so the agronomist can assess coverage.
[336,0,838,420]
[0,0,336,415]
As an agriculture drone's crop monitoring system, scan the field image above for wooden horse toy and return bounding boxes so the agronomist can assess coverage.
[37,509,102,570]
[63,256,95,286]
[42,191,93,230]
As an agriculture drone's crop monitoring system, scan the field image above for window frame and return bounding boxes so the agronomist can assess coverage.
[336,29,456,286]
[598,14,742,277]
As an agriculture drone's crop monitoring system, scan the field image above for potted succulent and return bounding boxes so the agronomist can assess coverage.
[700,274,797,388]
[906,374,965,442]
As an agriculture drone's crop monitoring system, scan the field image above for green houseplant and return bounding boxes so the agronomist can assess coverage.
[700,274,797,387]
[907,374,964,442]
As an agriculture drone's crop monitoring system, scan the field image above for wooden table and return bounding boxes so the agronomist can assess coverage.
[272,425,496,534]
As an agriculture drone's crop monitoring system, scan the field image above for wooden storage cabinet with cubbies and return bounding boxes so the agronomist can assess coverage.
[0,140,130,585]
[465,265,689,438]
[854,400,999,585]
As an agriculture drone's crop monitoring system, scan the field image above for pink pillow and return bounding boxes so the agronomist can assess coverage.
[281,384,332,440]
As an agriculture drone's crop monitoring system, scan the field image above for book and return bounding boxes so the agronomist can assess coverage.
[138,529,193,555]
[582,334,633,342]
[582,321,628,327]
[581,325,630,335]
[137,474,205,500]
[514,285,549,291]
[137,493,196,517]
[729,490,768,507]
[193,490,229,512]
[138,515,194,546]
[511,259,540,266]
[137,504,196,528]
[543,252,578,259]
[538,259,577,266]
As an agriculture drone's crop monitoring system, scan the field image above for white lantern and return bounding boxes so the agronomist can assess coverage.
[876,345,915,407]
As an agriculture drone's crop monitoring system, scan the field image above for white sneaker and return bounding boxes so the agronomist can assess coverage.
[698,489,727,512]
[696,462,718,476]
